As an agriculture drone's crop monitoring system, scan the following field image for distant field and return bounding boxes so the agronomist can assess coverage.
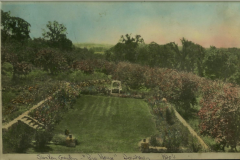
[74,43,114,49]
[27,95,157,153]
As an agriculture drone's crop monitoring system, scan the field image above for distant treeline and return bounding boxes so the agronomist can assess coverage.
[105,34,240,85]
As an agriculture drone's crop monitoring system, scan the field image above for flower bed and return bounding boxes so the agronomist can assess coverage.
[29,82,80,126]
[2,81,61,124]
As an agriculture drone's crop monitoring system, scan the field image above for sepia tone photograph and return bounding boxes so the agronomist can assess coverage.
[1,1,240,159]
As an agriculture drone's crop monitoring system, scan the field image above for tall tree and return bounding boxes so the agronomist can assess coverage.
[147,42,161,67]
[204,48,238,81]
[111,34,144,62]
[1,10,31,43]
[168,38,206,76]
[163,42,180,69]
[42,21,72,50]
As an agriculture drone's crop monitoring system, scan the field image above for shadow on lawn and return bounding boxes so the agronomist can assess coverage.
[33,145,53,153]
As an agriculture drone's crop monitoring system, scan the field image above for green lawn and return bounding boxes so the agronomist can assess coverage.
[28,95,157,153]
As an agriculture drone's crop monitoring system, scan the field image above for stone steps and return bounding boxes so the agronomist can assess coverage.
[2,88,61,132]
[19,115,44,130]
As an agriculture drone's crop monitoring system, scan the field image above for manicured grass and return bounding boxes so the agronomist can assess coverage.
[28,95,157,153]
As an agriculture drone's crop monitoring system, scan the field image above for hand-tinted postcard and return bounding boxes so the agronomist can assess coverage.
[1,1,240,160]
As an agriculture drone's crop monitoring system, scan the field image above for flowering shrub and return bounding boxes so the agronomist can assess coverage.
[80,85,109,95]
[112,62,146,89]
[34,49,68,74]
[72,60,94,74]
[171,73,200,113]
[1,50,32,79]
[72,59,116,75]
[3,82,60,124]
[30,82,80,125]
[198,81,240,151]
[13,62,32,78]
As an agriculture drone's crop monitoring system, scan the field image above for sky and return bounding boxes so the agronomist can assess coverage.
[2,2,240,48]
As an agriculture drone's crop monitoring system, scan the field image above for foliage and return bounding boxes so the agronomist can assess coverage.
[150,135,160,147]
[180,38,206,75]
[12,62,32,79]
[54,70,110,83]
[3,122,35,153]
[162,129,181,153]
[112,62,146,89]
[2,62,13,77]
[198,81,240,151]
[142,42,178,68]
[166,107,174,125]
[1,10,31,43]
[107,34,144,62]
[34,49,68,74]
[1,47,33,80]
[72,60,95,74]
[204,48,239,81]
[42,21,73,50]
[189,135,203,152]
[35,128,54,148]
[172,73,199,115]
[72,59,116,76]
[106,36,207,77]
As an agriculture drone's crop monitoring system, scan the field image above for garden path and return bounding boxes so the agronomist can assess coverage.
[171,106,209,150]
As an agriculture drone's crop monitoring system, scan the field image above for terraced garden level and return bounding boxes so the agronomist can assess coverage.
[27,95,157,153]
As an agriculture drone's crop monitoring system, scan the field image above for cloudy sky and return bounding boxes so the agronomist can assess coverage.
[2,2,240,48]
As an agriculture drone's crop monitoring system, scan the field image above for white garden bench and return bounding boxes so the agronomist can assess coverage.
[110,80,122,94]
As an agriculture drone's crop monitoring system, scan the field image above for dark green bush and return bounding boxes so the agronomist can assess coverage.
[3,122,35,153]
[190,135,202,152]
[2,62,13,76]
[162,132,181,153]
[150,135,160,147]
[35,129,54,148]
[166,107,174,125]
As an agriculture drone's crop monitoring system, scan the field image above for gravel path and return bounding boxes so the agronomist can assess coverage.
[171,106,209,150]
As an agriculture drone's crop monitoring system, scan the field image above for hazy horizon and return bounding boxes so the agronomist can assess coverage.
[2,2,240,48]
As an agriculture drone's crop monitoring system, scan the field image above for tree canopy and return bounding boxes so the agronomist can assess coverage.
[1,10,31,43]
[42,21,73,50]
[108,34,144,62]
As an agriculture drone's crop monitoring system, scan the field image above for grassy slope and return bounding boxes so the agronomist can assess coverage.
[28,95,157,153]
